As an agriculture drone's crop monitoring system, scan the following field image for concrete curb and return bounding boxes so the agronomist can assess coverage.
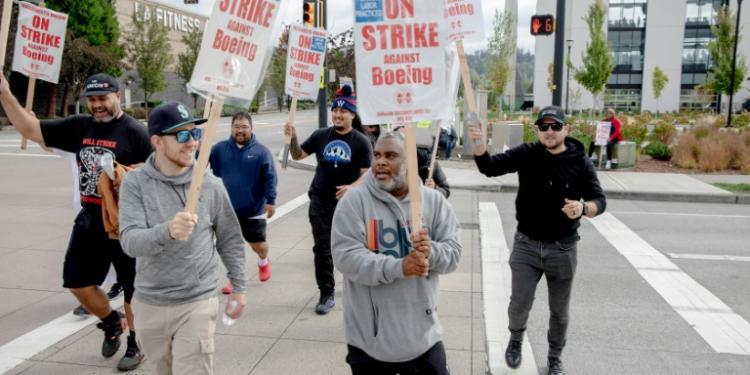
[276,149,316,172]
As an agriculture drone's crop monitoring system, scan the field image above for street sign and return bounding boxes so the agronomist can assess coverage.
[531,14,554,36]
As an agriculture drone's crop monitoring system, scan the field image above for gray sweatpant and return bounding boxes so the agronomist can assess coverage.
[508,231,578,358]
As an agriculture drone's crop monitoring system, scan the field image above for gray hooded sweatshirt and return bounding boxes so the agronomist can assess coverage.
[331,170,462,362]
[119,153,247,306]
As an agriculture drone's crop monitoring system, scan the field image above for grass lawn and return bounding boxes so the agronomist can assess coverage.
[712,183,750,194]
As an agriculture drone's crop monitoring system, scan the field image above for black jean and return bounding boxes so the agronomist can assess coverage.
[309,198,337,294]
[508,232,578,358]
[588,138,619,161]
[346,342,450,375]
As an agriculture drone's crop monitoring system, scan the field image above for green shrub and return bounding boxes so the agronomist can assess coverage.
[522,120,538,143]
[644,141,672,160]
[123,108,148,119]
[622,123,648,149]
[650,123,678,145]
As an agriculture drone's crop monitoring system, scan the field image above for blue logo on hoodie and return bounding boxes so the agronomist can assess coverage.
[322,140,351,168]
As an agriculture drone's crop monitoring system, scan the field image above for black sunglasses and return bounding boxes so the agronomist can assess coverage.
[537,122,565,132]
[161,128,203,143]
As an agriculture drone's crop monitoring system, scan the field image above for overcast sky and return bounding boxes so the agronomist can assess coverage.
[161,0,538,53]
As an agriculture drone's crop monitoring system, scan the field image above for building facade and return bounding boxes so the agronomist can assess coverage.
[534,0,750,113]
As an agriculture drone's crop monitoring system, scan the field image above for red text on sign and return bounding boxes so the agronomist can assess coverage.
[213,29,258,61]
[444,3,474,17]
[20,25,61,48]
[361,23,438,51]
[218,0,275,27]
[289,47,320,65]
[385,0,414,19]
[372,65,432,86]
[32,16,50,31]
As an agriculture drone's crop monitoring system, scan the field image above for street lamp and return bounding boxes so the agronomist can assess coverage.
[565,39,574,114]
[726,0,743,128]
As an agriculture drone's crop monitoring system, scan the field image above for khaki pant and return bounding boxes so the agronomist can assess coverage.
[132,297,219,375]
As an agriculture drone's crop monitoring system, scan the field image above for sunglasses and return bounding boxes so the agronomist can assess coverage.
[537,122,565,132]
[161,128,203,143]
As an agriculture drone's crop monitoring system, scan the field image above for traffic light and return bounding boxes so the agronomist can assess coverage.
[303,0,316,28]
[530,15,555,36]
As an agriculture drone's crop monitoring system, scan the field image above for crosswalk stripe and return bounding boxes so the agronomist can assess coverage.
[589,213,750,355]
[479,202,538,374]
[667,253,750,262]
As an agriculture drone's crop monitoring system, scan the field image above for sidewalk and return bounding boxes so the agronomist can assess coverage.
[282,153,750,205]
[3,190,485,375]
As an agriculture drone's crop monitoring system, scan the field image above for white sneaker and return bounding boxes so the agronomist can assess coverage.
[605,161,612,169]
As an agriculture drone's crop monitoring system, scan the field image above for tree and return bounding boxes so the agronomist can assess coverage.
[652,66,669,115]
[122,5,173,113]
[571,0,614,120]
[705,5,747,114]
[267,25,290,100]
[326,29,355,100]
[547,62,555,96]
[176,27,203,109]
[570,85,583,113]
[486,9,516,115]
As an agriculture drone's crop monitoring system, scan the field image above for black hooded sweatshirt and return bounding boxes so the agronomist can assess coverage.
[474,137,606,242]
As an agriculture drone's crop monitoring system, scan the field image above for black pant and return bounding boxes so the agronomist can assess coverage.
[508,232,577,358]
[588,138,619,161]
[309,199,337,294]
[346,342,450,375]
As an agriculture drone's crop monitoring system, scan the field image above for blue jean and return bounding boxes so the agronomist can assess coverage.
[508,232,578,358]
[438,140,456,159]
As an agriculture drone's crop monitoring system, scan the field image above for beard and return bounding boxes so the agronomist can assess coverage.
[92,102,121,123]
[376,163,408,193]
[333,125,345,131]
[166,149,195,168]
[233,133,250,145]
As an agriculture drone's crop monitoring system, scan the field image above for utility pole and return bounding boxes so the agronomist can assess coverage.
[726,0,743,128]
[552,0,566,106]
[565,39,573,114]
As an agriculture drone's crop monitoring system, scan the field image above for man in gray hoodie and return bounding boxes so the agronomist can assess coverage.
[119,102,247,375]
[332,131,462,374]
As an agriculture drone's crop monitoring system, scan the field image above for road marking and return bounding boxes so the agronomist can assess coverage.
[0,193,311,374]
[0,145,40,148]
[667,253,750,262]
[0,153,59,158]
[479,202,538,374]
[608,211,750,219]
[589,213,750,355]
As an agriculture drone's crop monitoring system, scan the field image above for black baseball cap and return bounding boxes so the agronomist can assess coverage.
[82,73,119,97]
[535,105,567,125]
[148,101,207,137]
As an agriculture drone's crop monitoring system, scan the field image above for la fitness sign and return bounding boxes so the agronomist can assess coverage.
[134,2,203,33]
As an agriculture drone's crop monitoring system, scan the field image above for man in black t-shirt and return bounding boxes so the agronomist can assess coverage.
[0,73,150,371]
[284,85,372,315]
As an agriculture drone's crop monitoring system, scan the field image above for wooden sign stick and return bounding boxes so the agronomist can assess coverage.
[281,96,297,170]
[456,40,484,146]
[0,0,12,74]
[404,122,423,237]
[21,77,36,149]
[179,94,225,239]
[427,51,456,180]
[203,92,213,117]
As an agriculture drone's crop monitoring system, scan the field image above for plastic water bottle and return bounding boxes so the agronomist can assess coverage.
[222,301,238,326]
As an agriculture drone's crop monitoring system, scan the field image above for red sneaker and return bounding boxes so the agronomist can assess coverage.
[221,283,233,294]
[259,259,272,282]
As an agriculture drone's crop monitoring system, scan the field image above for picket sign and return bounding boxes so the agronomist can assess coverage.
[404,122,423,235]
[281,96,297,170]
[0,0,11,73]
[456,41,483,146]
[428,50,456,180]
[183,95,225,215]
[203,92,213,118]
[594,121,611,169]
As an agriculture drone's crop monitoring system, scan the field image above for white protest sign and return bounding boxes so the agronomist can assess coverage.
[443,0,485,42]
[285,23,327,100]
[595,121,611,146]
[189,0,287,98]
[339,76,354,93]
[12,2,67,83]
[354,0,448,124]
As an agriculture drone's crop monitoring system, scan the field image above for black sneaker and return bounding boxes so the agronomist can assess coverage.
[117,336,145,371]
[505,339,522,369]
[547,356,564,375]
[107,283,123,300]
[97,312,125,358]
[314,290,335,315]
[72,305,91,317]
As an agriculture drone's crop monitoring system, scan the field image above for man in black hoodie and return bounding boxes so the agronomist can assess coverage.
[469,105,606,375]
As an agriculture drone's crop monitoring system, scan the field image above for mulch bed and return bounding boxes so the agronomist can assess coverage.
[610,155,747,175]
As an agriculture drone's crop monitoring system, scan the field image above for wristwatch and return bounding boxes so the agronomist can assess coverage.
[581,202,589,217]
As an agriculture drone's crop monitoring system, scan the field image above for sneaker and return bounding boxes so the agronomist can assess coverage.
[314,290,335,315]
[117,336,145,371]
[97,311,126,358]
[221,283,233,294]
[259,259,272,282]
[505,339,523,369]
[107,283,123,300]
[73,305,91,316]
[605,161,612,169]
[547,356,564,375]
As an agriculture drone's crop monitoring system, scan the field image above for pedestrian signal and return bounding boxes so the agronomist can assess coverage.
[531,15,554,36]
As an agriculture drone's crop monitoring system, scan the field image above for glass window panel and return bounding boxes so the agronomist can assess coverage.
[682,73,694,84]
[685,3,699,24]
[608,74,617,84]
[609,5,622,25]
[694,73,707,84]
[618,74,630,84]
[622,4,635,25]
[630,74,642,84]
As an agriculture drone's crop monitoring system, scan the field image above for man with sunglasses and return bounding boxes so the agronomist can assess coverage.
[210,112,277,291]
[0,73,148,371]
[119,102,247,375]
[469,105,606,375]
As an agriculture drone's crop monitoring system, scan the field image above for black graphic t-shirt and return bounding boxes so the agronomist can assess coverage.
[301,127,372,205]
[41,114,152,227]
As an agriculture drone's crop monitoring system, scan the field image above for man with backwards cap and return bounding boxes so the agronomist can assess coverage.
[284,85,373,315]
[0,73,148,371]
[119,102,247,375]
[468,106,607,375]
